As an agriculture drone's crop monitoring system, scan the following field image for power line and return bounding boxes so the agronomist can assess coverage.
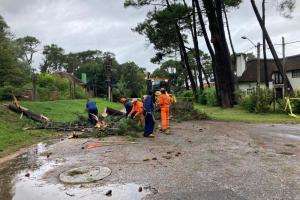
[241,40,300,54]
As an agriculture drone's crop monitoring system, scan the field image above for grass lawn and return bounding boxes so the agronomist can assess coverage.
[0,99,121,157]
[195,104,300,124]
[22,98,121,122]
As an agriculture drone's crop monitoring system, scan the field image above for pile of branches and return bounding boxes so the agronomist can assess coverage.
[6,98,207,138]
[91,115,143,138]
[7,102,143,138]
[170,100,208,122]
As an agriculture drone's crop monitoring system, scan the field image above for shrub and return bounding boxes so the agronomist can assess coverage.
[112,88,122,102]
[198,90,207,105]
[255,88,273,113]
[0,85,15,100]
[204,88,218,106]
[292,90,300,114]
[275,98,286,113]
[177,90,194,102]
[240,95,256,112]
[196,88,218,106]
[176,88,218,106]
[0,73,87,101]
[36,73,87,101]
[234,89,246,105]
[239,88,273,113]
[75,87,88,99]
[0,84,28,100]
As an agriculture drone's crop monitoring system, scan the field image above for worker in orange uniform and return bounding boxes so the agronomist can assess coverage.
[128,98,144,126]
[158,88,171,133]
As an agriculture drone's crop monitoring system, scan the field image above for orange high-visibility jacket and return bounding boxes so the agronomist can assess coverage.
[159,94,171,108]
[132,101,143,114]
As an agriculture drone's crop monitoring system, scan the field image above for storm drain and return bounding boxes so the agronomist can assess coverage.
[59,166,111,184]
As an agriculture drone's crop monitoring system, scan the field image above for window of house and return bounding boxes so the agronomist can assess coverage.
[274,72,283,84]
[292,70,300,78]
[247,88,255,95]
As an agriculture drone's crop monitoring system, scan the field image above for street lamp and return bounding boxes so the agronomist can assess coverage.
[241,36,257,47]
[241,36,261,86]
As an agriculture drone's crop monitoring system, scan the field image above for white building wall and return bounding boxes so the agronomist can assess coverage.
[286,72,300,91]
[236,54,246,77]
[238,82,257,93]
[238,81,274,94]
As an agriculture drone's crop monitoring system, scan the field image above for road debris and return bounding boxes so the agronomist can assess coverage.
[175,152,181,157]
[65,192,75,197]
[285,144,296,148]
[144,186,158,194]
[162,155,172,160]
[277,151,294,156]
[138,187,143,192]
[105,190,112,196]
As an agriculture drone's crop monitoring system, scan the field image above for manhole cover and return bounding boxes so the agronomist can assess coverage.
[59,166,111,184]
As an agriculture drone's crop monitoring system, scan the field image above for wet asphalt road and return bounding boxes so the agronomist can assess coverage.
[0,121,299,200]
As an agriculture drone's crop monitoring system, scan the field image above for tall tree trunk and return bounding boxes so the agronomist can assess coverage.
[190,0,204,91]
[202,68,211,87]
[179,48,190,90]
[202,0,235,107]
[251,0,293,94]
[222,3,236,68]
[194,67,199,87]
[184,77,190,90]
[166,0,198,99]
[193,0,220,104]
[262,0,269,88]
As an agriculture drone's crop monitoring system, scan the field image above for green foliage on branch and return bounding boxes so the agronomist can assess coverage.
[0,15,31,95]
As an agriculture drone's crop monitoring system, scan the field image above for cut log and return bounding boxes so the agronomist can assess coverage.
[105,107,125,116]
[7,104,50,124]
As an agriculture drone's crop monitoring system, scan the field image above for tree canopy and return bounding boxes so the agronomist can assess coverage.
[0,15,28,87]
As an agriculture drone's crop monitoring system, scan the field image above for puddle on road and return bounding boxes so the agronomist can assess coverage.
[12,182,150,200]
[0,143,150,200]
[254,124,300,141]
[274,133,300,141]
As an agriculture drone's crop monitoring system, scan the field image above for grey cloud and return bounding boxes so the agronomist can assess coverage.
[0,0,299,72]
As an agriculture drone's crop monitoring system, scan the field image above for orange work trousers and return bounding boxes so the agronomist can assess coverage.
[160,107,170,130]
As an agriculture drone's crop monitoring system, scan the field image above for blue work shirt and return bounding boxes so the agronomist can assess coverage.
[124,100,132,116]
[86,101,98,112]
[143,95,154,113]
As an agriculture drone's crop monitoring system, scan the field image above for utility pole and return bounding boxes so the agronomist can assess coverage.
[282,36,286,96]
[106,56,112,102]
[257,42,261,86]
[251,0,293,94]
[69,80,73,99]
[282,37,286,74]
[262,0,269,88]
[32,73,37,101]
[73,81,76,99]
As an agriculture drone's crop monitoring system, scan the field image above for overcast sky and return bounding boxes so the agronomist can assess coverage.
[0,0,300,72]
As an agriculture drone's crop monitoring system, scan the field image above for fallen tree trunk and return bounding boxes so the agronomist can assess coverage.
[105,107,125,116]
[7,104,50,124]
